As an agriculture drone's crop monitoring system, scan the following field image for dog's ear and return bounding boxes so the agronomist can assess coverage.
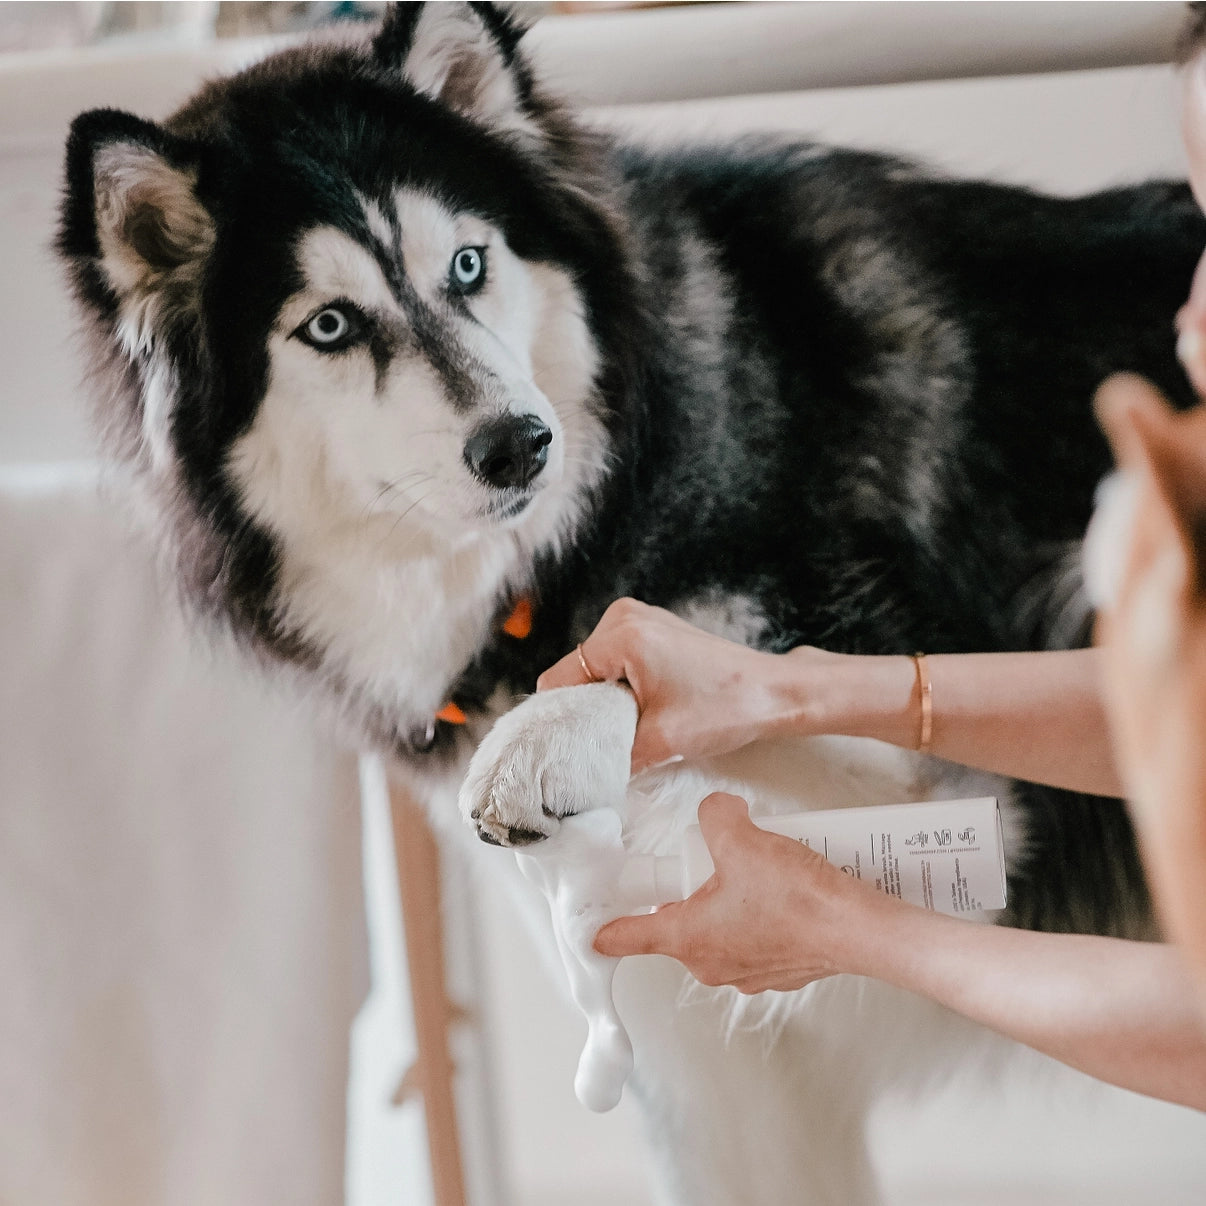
[60,108,213,329]
[372,2,533,129]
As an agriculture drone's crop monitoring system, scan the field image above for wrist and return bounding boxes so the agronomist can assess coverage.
[838,892,934,982]
[786,858,906,979]
[773,648,918,746]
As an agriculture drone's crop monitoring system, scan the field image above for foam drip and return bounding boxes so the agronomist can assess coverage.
[515,809,634,1112]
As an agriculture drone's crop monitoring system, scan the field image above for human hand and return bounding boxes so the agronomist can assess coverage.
[537,598,840,773]
[1093,374,1206,982]
[1175,251,1206,397]
[593,792,884,993]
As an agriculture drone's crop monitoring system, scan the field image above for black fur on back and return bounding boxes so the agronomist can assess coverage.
[58,3,1206,939]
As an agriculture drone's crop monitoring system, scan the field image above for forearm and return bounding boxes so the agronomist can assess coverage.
[836,897,1206,1109]
[773,646,1123,797]
[597,796,1206,1110]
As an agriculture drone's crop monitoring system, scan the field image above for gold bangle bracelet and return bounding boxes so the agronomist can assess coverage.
[913,652,933,754]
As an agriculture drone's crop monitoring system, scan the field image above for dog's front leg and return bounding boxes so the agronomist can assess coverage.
[458,683,637,846]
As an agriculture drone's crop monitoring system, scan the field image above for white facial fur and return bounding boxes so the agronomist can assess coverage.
[226,190,608,720]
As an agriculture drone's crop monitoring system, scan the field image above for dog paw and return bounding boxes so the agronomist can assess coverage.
[459,683,638,847]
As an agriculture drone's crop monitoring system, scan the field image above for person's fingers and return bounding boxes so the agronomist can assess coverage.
[593,907,677,957]
[536,598,651,691]
[1176,252,1206,396]
[1127,410,1206,596]
[629,710,684,773]
[536,646,594,691]
[696,792,753,868]
[1126,400,1206,510]
[536,628,626,689]
[630,748,686,775]
[1094,372,1173,468]
[730,972,808,995]
[1096,377,1206,597]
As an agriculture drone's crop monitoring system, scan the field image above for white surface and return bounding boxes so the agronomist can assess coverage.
[529,0,1187,104]
[476,888,659,1206]
[0,468,367,1206]
[593,61,1188,197]
[0,2,1183,134]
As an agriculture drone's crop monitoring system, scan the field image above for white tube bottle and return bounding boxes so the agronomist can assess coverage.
[617,797,1006,917]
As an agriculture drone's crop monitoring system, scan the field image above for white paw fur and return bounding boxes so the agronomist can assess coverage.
[459,683,638,846]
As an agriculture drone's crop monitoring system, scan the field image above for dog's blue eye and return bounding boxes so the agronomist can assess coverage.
[305,308,349,345]
[451,247,486,293]
[295,304,365,352]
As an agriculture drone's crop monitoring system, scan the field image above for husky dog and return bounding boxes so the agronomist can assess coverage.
[59,3,1205,1201]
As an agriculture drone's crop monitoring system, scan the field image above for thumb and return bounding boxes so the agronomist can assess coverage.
[537,638,625,692]
[1094,373,1173,470]
[594,906,678,957]
[1126,406,1206,589]
[696,792,754,866]
[1097,377,1206,595]
[536,647,594,691]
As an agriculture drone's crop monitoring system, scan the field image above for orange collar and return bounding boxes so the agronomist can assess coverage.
[435,595,532,726]
[499,593,533,639]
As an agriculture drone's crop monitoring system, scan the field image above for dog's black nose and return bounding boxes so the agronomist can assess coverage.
[464,414,552,490]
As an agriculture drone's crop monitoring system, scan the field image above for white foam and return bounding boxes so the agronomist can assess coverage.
[515,809,635,1112]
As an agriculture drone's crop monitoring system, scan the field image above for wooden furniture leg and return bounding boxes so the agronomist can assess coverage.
[389,785,468,1206]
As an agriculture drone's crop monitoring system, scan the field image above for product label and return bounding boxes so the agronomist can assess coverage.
[757,797,1006,915]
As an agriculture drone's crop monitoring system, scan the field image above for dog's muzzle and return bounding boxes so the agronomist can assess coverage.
[464,413,552,490]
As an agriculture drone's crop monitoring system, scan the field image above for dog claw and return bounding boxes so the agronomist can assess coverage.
[507,826,548,846]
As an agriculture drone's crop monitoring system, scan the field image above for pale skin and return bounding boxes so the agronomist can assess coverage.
[1094,376,1206,998]
[529,46,1206,1109]
[1088,42,1206,1002]
[539,598,1123,795]
[601,792,1206,1113]
[538,601,1206,1108]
